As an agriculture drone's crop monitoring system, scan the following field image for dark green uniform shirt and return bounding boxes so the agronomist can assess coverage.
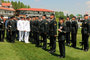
[88,19,90,34]
[65,20,71,32]
[71,20,78,34]
[49,19,57,36]
[58,23,66,41]
[81,19,90,35]
[30,20,33,31]
[0,18,5,31]
[40,19,49,34]
[33,20,40,32]
[7,20,17,31]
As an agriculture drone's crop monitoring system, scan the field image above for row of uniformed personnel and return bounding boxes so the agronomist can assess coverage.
[30,15,57,52]
[65,15,90,52]
[27,14,90,58]
[0,14,90,58]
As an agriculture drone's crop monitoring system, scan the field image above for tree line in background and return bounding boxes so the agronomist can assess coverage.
[1,0,30,10]
[55,11,74,19]
[55,11,83,19]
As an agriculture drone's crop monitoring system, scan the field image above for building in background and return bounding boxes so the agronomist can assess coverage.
[16,8,54,17]
[0,0,15,18]
[0,0,54,18]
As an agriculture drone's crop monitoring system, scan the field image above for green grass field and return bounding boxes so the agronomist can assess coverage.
[0,29,90,60]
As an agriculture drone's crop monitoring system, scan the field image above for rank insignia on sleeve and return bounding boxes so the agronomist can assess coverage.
[89,23,90,25]
[54,24,56,25]
[45,23,47,24]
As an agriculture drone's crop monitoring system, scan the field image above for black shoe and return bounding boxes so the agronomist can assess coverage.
[66,43,69,46]
[0,41,4,42]
[49,50,55,54]
[49,51,52,53]
[52,50,56,53]
[36,45,40,47]
[58,56,65,58]
[58,56,61,58]
[42,47,46,50]
[84,49,88,52]
[11,41,15,43]
[72,46,76,48]
[74,47,76,48]
[61,56,65,58]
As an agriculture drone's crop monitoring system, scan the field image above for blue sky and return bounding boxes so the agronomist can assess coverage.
[4,0,90,15]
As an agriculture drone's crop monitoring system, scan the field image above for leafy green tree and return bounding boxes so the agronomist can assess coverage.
[1,0,4,2]
[59,11,65,18]
[55,11,66,19]
[69,14,74,19]
[55,12,60,18]
[2,0,31,10]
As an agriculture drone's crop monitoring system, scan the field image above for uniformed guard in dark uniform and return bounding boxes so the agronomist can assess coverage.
[58,17,66,58]
[49,14,57,53]
[88,19,90,35]
[65,16,71,46]
[29,17,33,41]
[33,16,40,47]
[15,17,19,40]
[71,16,78,48]
[0,15,5,42]
[31,16,36,43]
[5,18,10,41]
[7,16,17,43]
[81,14,90,51]
[40,15,49,49]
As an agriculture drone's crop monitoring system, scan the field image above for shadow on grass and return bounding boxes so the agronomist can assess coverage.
[67,45,83,50]
[42,49,60,57]
[44,50,80,60]
[74,47,83,50]
[50,53,60,56]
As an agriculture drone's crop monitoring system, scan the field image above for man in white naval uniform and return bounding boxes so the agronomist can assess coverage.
[24,18,30,43]
[17,17,25,42]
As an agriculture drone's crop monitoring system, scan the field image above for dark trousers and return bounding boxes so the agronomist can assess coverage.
[8,31,16,43]
[6,30,9,41]
[82,34,89,50]
[50,36,56,51]
[71,33,77,48]
[66,32,70,44]
[16,30,19,40]
[34,32,40,46]
[29,31,32,38]
[0,30,4,42]
[58,41,65,57]
[41,33,47,49]
[33,32,36,43]
[29,31,33,41]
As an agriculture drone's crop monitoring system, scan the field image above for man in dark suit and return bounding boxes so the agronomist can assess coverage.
[7,16,17,43]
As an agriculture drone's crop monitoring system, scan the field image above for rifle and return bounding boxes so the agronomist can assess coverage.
[79,41,84,50]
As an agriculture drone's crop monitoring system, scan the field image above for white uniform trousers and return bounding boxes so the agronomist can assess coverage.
[24,31,30,43]
[19,31,25,42]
